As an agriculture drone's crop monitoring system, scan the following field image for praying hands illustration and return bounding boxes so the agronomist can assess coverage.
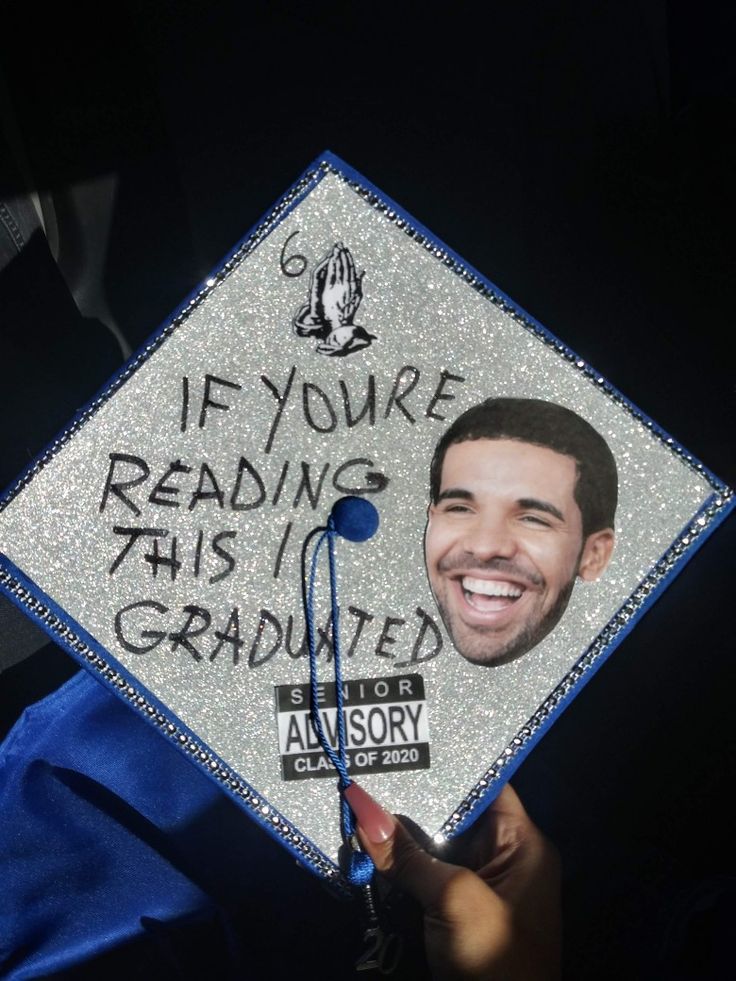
[294,243,375,357]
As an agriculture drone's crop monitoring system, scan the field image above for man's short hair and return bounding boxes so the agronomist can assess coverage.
[429,398,618,536]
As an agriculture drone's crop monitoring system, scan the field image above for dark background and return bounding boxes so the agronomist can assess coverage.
[1,2,734,978]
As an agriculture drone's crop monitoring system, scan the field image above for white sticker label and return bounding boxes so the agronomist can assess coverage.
[275,674,430,780]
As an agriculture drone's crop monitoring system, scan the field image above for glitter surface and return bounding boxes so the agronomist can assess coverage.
[0,156,731,879]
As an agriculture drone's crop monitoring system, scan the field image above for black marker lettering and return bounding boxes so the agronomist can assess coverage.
[285,615,307,659]
[375,616,406,658]
[279,230,307,278]
[292,461,330,510]
[248,609,283,667]
[145,535,181,581]
[210,531,237,584]
[109,527,167,575]
[345,606,374,657]
[198,374,242,429]
[115,599,168,654]
[100,454,150,515]
[210,607,244,664]
[333,458,388,496]
[339,376,376,427]
[188,462,224,510]
[148,460,192,508]
[273,521,292,579]
[384,365,420,423]
[180,376,190,432]
[193,529,204,578]
[261,366,296,454]
[271,460,290,506]
[395,606,444,667]
[302,382,338,434]
[425,370,466,421]
[230,456,266,511]
[169,605,211,662]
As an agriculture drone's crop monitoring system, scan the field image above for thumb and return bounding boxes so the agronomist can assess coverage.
[344,782,463,910]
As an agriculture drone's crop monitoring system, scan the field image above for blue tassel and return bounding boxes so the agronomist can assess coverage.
[304,503,379,887]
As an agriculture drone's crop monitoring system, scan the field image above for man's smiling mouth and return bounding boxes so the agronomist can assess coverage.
[461,576,524,612]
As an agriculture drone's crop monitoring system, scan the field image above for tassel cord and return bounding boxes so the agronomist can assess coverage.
[303,518,374,887]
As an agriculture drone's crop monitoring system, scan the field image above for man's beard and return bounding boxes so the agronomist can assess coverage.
[437,571,577,668]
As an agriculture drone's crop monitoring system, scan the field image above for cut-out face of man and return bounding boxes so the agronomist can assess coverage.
[425,434,615,667]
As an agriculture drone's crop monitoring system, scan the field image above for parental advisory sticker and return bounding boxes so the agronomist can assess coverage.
[275,674,430,781]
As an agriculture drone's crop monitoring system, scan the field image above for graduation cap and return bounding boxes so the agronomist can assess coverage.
[0,152,732,893]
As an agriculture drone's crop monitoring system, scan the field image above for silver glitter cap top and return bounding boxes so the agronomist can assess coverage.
[0,152,731,885]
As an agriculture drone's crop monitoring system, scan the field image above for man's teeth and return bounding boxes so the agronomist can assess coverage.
[462,576,523,598]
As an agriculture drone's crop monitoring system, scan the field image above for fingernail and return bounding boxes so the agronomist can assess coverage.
[344,782,396,844]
